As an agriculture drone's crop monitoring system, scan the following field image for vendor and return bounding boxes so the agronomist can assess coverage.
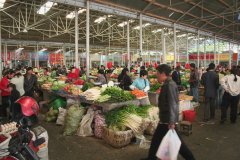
[43,68,50,76]
[130,70,150,92]
[118,68,132,90]
[96,69,107,85]
[67,67,79,80]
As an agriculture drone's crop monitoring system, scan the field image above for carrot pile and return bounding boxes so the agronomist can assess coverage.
[131,89,147,98]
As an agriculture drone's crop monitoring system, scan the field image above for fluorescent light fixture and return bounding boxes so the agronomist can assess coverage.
[177,34,187,38]
[23,28,28,33]
[193,38,204,41]
[37,1,55,15]
[117,20,135,27]
[152,29,162,33]
[94,15,113,23]
[188,36,194,39]
[94,16,107,23]
[39,48,47,52]
[66,8,86,19]
[54,49,62,54]
[169,12,174,17]
[15,48,24,53]
[133,23,151,30]
[0,0,6,8]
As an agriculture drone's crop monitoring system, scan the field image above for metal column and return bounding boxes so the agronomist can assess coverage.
[214,35,216,64]
[63,46,66,66]
[75,10,79,68]
[29,52,32,67]
[186,33,189,63]
[86,0,90,77]
[229,41,231,68]
[36,44,39,68]
[218,40,220,65]
[4,44,6,66]
[174,23,177,67]
[139,13,143,66]
[204,38,206,68]
[127,20,130,70]
[0,13,2,78]
[237,45,239,66]
[197,30,200,68]
[161,29,166,64]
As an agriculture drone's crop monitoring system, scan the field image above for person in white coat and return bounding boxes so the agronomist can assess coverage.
[11,69,25,96]
[220,66,240,124]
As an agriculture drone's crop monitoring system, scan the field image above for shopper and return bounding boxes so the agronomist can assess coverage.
[96,69,107,85]
[24,67,38,98]
[10,69,25,96]
[220,66,240,124]
[0,70,15,118]
[43,67,50,76]
[147,64,195,160]
[118,68,132,90]
[8,83,20,118]
[130,70,150,92]
[172,66,181,86]
[201,63,219,122]
[189,63,199,102]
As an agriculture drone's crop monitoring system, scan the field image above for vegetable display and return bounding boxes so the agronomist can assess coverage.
[81,87,101,101]
[105,104,153,132]
[101,86,135,103]
[150,83,161,92]
[64,84,82,95]
[131,89,147,98]
[82,82,94,92]
[51,81,66,90]
[96,94,111,103]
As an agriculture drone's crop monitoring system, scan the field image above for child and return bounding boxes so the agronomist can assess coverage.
[8,83,20,119]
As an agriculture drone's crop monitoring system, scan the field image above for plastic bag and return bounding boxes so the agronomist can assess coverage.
[94,112,106,139]
[77,108,95,137]
[156,129,181,160]
[56,107,67,126]
[63,104,85,136]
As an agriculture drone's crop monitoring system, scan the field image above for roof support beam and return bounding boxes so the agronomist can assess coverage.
[176,1,201,22]
[19,0,238,44]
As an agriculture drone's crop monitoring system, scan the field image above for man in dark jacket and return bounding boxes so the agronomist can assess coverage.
[172,66,181,85]
[24,67,38,98]
[201,63,219,122]
[147,64,195,160]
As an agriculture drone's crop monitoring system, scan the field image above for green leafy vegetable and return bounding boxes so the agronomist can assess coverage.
[150,83,161,92]
[101,86,135,103]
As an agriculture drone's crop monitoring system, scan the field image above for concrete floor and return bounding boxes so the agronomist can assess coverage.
[40,107,240,160]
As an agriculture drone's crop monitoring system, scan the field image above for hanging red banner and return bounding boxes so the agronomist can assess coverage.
[49,53,64,65]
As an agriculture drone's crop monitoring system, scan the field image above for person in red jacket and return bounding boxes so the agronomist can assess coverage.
[0,70,15,118]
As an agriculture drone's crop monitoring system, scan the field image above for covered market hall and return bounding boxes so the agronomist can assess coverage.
[0,0,240,160]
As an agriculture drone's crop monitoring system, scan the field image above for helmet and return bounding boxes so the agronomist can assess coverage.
[16,96,39,117]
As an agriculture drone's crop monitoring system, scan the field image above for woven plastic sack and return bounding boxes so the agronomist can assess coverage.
[56,107,67,126]
[94,112,106,139]
[63,104,85,136]
[77,108,95,137]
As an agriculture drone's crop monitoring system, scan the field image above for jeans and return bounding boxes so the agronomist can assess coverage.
[216,86,224,109]
[190,87,198,102]
[221,92,240,123]
[148,124,195,160]
[204,97,216,121]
